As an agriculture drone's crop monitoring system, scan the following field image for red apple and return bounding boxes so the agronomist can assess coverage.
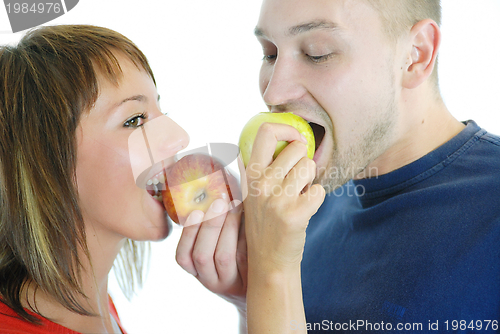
[162,153,240,225]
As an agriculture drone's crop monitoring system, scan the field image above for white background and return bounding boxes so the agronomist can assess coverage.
[1,1,499,333]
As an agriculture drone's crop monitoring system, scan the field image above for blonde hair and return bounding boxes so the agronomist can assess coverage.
[0,25,154,323]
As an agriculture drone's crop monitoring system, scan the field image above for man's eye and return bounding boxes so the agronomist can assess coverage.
[262,54,277,63]
[307,53,335,64]
[124,113,147,128]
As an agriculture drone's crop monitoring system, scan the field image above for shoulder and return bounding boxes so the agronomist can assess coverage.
[469,127,500,152]
[474,130,500,160]
[452,127,500,179]
[0,301,35,333]
[0,300,77,334]
[108,296,128,334]
[477,129,500,146]
[464,121,500,153]
[435,122,500,182]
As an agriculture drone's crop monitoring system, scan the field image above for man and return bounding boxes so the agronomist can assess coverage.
[177,0,500,332]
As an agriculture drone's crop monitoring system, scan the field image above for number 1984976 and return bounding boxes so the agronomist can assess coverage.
[444,320,498,331]
[6,2,62,14]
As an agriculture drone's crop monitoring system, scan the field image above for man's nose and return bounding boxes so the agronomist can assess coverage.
[261,56,307,108]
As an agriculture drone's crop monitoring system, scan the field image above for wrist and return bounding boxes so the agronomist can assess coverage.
[246,261,306,334]
[247,261,302,290]
[247,252,303,279]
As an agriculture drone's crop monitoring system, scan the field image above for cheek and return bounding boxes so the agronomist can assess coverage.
[76,140,136,213]
[309,63,359,117]
[308,62,386,144]
[313,55,391,111]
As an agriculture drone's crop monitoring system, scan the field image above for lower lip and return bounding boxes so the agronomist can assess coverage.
[149,192,166,210]
[313,138,325,164]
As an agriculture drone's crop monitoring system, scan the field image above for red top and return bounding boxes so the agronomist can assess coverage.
[0,297,127,334]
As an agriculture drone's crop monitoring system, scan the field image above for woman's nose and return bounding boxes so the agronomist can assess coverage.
[158,116,190,158]
[144,115,190,164]
[128,115,190,182]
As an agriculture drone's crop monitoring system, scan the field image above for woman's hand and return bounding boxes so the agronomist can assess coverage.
[175,199,248,310]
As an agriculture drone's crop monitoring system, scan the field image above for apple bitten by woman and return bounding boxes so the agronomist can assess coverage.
[0,24,320,334]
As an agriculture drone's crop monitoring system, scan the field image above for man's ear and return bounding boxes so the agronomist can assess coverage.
[402,19,441,89]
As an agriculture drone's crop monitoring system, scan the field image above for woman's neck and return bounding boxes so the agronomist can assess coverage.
[22,223,125,333]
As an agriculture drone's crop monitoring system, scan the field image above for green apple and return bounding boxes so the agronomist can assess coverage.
[238,112,315,167]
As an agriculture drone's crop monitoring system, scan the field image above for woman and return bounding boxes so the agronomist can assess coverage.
[0,25,320,333]
[0,24,186,333]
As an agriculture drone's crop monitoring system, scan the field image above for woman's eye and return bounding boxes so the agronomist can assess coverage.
[307,52,335,64]
[124,113,147,128]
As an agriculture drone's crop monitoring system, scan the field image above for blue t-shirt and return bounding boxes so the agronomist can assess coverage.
[301,121,500,333]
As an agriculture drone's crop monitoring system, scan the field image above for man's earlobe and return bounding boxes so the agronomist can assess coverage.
[402,19,441,89]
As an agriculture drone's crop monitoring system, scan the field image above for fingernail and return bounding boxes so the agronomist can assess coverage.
[300,133,307,143]
[210,199,225,213]
[184,210,203,227]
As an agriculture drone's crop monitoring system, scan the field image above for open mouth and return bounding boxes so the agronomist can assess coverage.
[146,170,167,203]
[309,121,326,152]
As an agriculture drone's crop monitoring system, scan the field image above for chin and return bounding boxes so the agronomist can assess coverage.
[153,218,173,241]
[146,230,171,242]
[143,216,172,241]
[123,212,172,242]
[136,193,172,241]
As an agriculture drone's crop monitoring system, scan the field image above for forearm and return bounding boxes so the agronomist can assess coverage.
[246,264,306,334]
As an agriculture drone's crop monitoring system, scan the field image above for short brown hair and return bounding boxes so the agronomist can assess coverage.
[366,0,441,42]
[0,25,154,323]
[365,0,441,85]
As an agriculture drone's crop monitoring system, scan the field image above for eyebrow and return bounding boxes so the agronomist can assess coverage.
[254,19,340,38]
[289,20,339,36]
[119,95,146,105]
[117,94,160,106]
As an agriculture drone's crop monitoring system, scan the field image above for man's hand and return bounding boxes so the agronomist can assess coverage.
[243,122,325,272]
[242,122,325,334]
[175,122,325,334]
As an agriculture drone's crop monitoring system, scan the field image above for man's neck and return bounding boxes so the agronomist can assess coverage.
[359,93,465,179]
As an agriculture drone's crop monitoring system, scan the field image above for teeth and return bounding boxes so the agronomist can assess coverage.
[146,171,167,187]
[152,194,163,202]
